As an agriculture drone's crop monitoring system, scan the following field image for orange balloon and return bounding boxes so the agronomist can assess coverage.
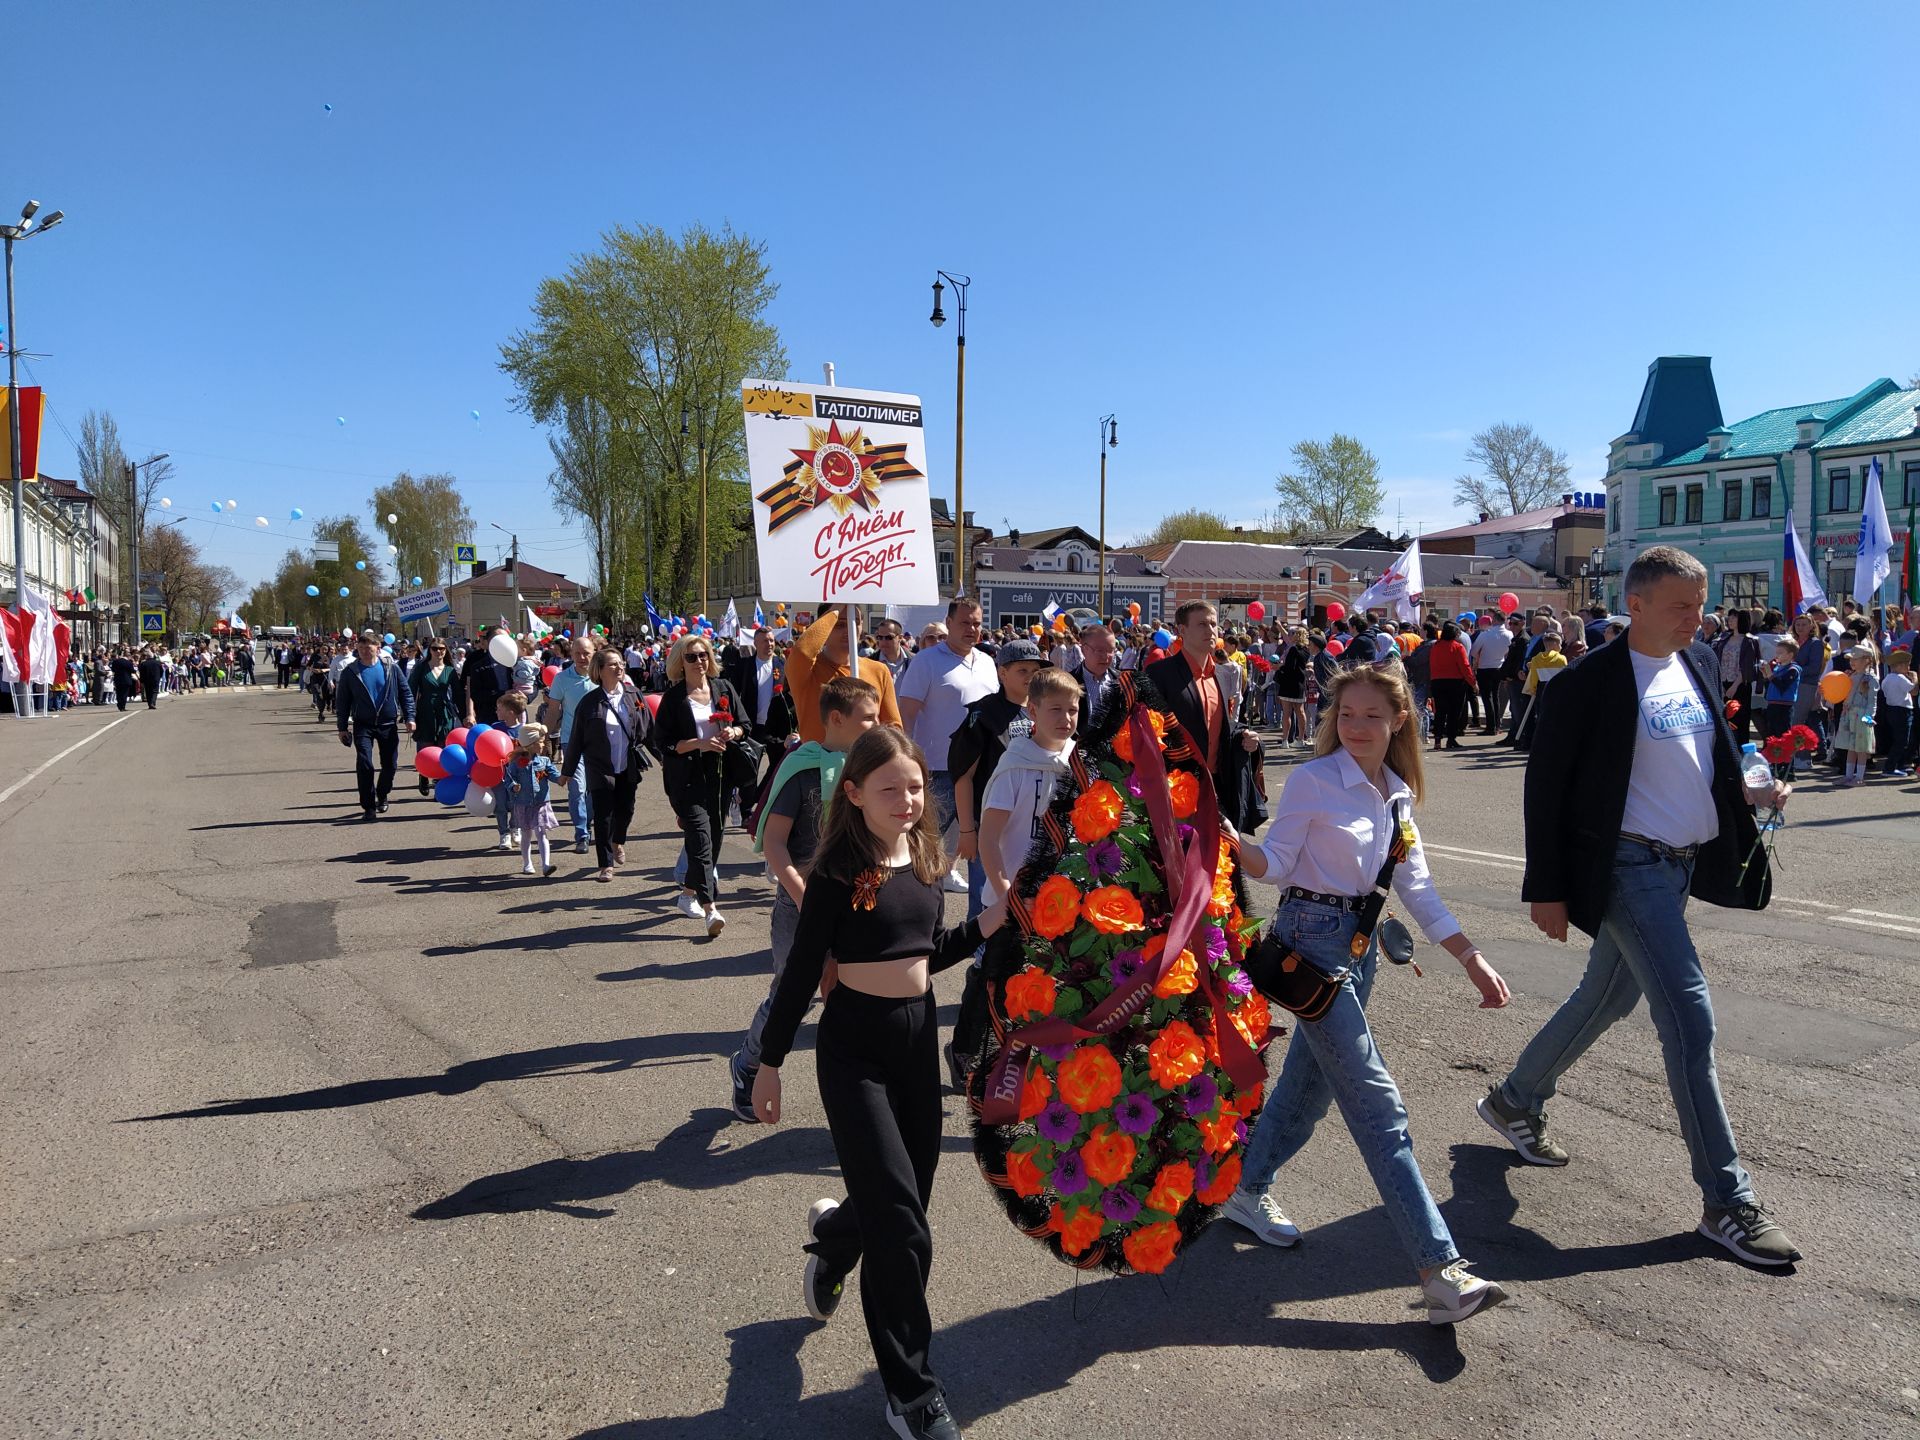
[1819,670,1853,704]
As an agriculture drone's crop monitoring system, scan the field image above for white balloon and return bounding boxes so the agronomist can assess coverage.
[387,544,397,554]
[386,513,398,524]
[462,785,494,818]
[225,499,238,511]
[487,632,519,667]
[254,516,269,527]
[159,497,172,509]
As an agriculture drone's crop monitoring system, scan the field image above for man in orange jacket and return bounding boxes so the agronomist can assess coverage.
[785,609,902,742]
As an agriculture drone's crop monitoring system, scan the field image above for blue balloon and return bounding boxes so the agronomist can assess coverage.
[305,585,320,597]
[338,586,350,597]
[469,409,480,421]
[354,560,366,571]
[383,632,395,645]
[1153,628,1173,649]
[434,776,467,806]
[468,722,492,742]
[1458,611,1477,626]
[290,507,304,520]
[410,575,422,586]
[211,501,222,512]
[336,416,346,426]
[439,743,472,780]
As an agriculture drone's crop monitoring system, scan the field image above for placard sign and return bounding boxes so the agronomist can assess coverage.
[740,380,939,605]
[395,586,452,621]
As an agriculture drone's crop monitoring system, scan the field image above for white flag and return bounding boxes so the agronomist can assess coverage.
[719,597,739,638]
[1354,539,1425,624]
[21,587,59,684]
[1856,457,1894,607]
[524,606,551,638]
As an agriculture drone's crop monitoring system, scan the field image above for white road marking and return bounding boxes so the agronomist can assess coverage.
[1422,843,1526,862]
[0,711,138,809]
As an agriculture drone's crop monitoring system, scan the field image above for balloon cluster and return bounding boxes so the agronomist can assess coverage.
[417,723,517,811]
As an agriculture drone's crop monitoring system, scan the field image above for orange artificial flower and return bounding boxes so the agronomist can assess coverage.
[1145,1161,1196,1216]
[1031,874,1084,939]
[1018,1063,1052,1121]
[1230,992,1272,1049]
[1083,884,1146,936]
[1167,770,1199,819]
[1147,1018,1207,1089]
[1053,1202,1106,1257]
[1122,1219,1182,1274]
[1005,1146,1045,1199]
[1196,1153,1242,1206]
[1071,780,1125,844]
[1199,1099,1241,1156]
[1057,1044,1125,1114]
[1208,870,1236,919]
[1080,1123,1139,1187]
[1005,964,1058,1022]
[1110,708,1167,764]
[1152,946,1198,998]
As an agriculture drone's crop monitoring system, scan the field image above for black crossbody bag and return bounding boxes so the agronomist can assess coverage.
[1243,799,1418,1022]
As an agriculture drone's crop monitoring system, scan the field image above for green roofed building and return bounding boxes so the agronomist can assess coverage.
[1603,357,1919,611]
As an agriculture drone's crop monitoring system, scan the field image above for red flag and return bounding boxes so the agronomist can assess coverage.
[0,386,45,481]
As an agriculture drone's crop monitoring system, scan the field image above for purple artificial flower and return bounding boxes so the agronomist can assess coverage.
[1085,838,1124,881]
[1114,1091,1159,1136]
[1235,1118,1249,1142]
[1108,949,1145,985]
[1123,772,1144,798]
[1204,924,1228,965]
[1038,1041,1075,1063]
[1037,1101,1081,1145]
[1176,823,1197,849]
[1195,1154,1215,1194]
[1051,1149,1089,1195]
[1182,1072,1219,1118]
[1100,1187,1143,1223]
[1224,967,1254,999]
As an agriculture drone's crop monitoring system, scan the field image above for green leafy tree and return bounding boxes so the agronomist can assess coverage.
[1274,434,1384,535]
[372,472,473,592]
[498,222,786,618]
[1452,422,1571,517]
[1133,508,1237,547]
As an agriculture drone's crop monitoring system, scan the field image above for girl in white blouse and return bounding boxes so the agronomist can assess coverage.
[1225,664,1514,1326]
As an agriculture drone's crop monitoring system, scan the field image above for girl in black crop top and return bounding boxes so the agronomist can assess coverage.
[749,727,1005,1440]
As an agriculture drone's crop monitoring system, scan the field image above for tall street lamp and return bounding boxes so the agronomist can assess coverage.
[682,406,709,620]
[3,198,65,618]
[1302,544,1318,623]
[1096,415,1117,617]
[125,452,169,638]
[929,270,969,594]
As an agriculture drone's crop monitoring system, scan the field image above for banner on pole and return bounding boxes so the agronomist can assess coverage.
[395,586,452,621]
[740,380,938,606]
[0,387,46,481]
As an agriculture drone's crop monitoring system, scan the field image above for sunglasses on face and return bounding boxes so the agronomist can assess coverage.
[686,652,710,662]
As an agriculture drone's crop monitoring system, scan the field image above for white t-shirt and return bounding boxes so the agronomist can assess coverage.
[689,694,722,741]
[978,739,1074,905]
[896,641,998,769]
[1470,626,1511,670]
[1620,649,1719,848]
[1882,672,1915,709]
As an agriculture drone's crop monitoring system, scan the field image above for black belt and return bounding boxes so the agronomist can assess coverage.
[1282,887,1365,912]
[1619,831,1698,862]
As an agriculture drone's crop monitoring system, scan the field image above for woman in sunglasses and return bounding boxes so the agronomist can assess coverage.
[410,640,466,795]
[657,634,747,936]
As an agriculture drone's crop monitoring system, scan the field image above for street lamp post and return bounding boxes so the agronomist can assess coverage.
[1097,414,1117,617]
[1303,545,1318,623]
[929,271,970,595]
[681,406,709,621]
[3,198,64,621]
[125,452,168,642]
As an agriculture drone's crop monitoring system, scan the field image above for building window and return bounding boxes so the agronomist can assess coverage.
[1722,478,1742,522]
[937,546,954,588]
[1317,568,1330,587]
[1905,461,1920,506]
[1751,477,1772,518]
[1001,613,1039,634]
[1658,488,1677,526]
[1608,495,1620,533]
[1722,570,1767,610]
[1683,484,1703,524]
[1828,562,1854,598]
[1828,468,1850,511]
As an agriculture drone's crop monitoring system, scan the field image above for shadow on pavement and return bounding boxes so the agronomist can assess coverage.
[118,1030,742,1122]
[419,911,686,953]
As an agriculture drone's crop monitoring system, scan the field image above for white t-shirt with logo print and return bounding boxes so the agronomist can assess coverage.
[1620,649,1719,849]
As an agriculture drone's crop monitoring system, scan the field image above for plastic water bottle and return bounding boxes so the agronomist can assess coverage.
[1740,742,1778,830]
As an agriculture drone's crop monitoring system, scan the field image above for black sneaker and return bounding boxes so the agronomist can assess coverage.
[1699,1202,1801,1266]
[1477,1085,1571,1166]
[803,1198,854,1320]
[376,798,389,813]
[885,1392,962,1440]
[730,1051,759,1124]
[943,1041,968,1095]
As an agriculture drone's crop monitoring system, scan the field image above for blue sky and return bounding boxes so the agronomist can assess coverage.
[16,1,1920,593]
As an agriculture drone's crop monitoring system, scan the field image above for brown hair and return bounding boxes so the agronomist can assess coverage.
[1313,666,1428,804]
[590,648,625,681]
[1026,668,1084,708]
[809,726,946,886]
[497,690,530,718]
[818,674,880,724]
[1175,599,1216,626]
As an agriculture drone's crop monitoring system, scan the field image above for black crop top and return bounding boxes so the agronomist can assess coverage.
[757,861,984,1068]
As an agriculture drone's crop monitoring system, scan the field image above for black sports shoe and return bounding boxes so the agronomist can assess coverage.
[1477,1085,1570,1166]
[885,1392,962,1440]
[376,798,389,813]
[1699,1202,1801,1266]
[730,1051,759,1124]
[803,1198,854,1320]
[943,1041,969,1095]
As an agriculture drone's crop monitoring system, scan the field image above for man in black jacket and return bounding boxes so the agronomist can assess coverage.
[1144,601,1264,831]
[722,627,795,781]
[136,648,166,709]
[336,630,416,819]
[1478,546,1800,1267]
[108,648,137,712]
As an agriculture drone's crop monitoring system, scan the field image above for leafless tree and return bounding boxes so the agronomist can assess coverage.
[1452,423,1571,517]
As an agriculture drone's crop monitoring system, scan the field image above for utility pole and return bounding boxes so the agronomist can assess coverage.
[124,460,138,642]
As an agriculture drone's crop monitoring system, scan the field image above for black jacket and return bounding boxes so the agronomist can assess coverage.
[463,651,511,723]
[334,658,416,730]
[561,685,652,791]
[1068,662,1119,738]
[1144,652,1263,830]
[655,678,743,810]
[110,656,137,688]
[1522,636,1769,938]
[722,649,796,742]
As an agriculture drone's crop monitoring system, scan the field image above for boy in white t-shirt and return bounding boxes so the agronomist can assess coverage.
[1881,650,1914,777]
[978,667,1082,905]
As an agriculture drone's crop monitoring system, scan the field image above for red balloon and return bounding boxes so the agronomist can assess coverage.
[642,692,662,717]
[470,759,506,788]
[415,745,447,780]
[445,726,471,750]
[1324,601,1347,623]
[1246,600,1266,621]
[1326,638,1346,655]
[1497,591,1520,615]
[540,664,561,686]
[474,729,514,764]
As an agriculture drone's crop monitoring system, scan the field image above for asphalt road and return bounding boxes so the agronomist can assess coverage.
[4,688,1917,1439]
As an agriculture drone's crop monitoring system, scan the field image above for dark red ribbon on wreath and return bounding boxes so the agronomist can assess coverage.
[978,704,1266,1125]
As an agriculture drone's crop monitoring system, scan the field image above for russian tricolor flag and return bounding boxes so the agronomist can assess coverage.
[1782,503,1826,616]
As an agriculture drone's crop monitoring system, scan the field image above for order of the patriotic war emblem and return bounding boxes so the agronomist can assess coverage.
[757,419,923,535]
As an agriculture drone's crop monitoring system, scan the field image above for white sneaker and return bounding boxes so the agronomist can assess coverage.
[676,892,705,923]
[511,828,523,846]
[1219,1188,1301,1247]
[520,864,536,876]
[497,835,515,850]
[941,865,970,894]
[1422,1260,1508,1325]
[706,903,726,939]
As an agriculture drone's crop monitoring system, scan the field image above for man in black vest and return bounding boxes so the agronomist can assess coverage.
[1479,546,1799,1266]
[336,630,416,819]
[1144,601,1263,830]
[1068,620,1118,737]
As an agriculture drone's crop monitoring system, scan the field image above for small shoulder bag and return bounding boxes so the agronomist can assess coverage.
[1243,798,1418,1022]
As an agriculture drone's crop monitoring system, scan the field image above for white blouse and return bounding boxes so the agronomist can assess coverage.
[1251,749,1462,943]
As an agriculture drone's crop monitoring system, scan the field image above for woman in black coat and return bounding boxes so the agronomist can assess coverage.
[561,648,652,883]
[653,634,745,937]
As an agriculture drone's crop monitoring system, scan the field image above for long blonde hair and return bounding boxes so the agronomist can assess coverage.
[1314,665,1428,803]
[809,726,947,886]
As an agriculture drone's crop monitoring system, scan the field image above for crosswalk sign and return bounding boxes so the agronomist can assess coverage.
[454,543,477,563]
[140,608,167,634]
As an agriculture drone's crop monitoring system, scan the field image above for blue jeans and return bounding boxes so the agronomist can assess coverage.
[927,769,985,920]
[1497,839,1754,1209]
[738,888,802,1071]
[1238,898,1459,1272]
[564,755,591,841]
[1410,681,1431,738]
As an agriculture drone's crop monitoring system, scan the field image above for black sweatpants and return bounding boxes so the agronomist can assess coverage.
[1430,677,1469,743]
[1475,669,1502,731]
[676,765,724,905]
[808,985,943,1413]
[590,767,639,869]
